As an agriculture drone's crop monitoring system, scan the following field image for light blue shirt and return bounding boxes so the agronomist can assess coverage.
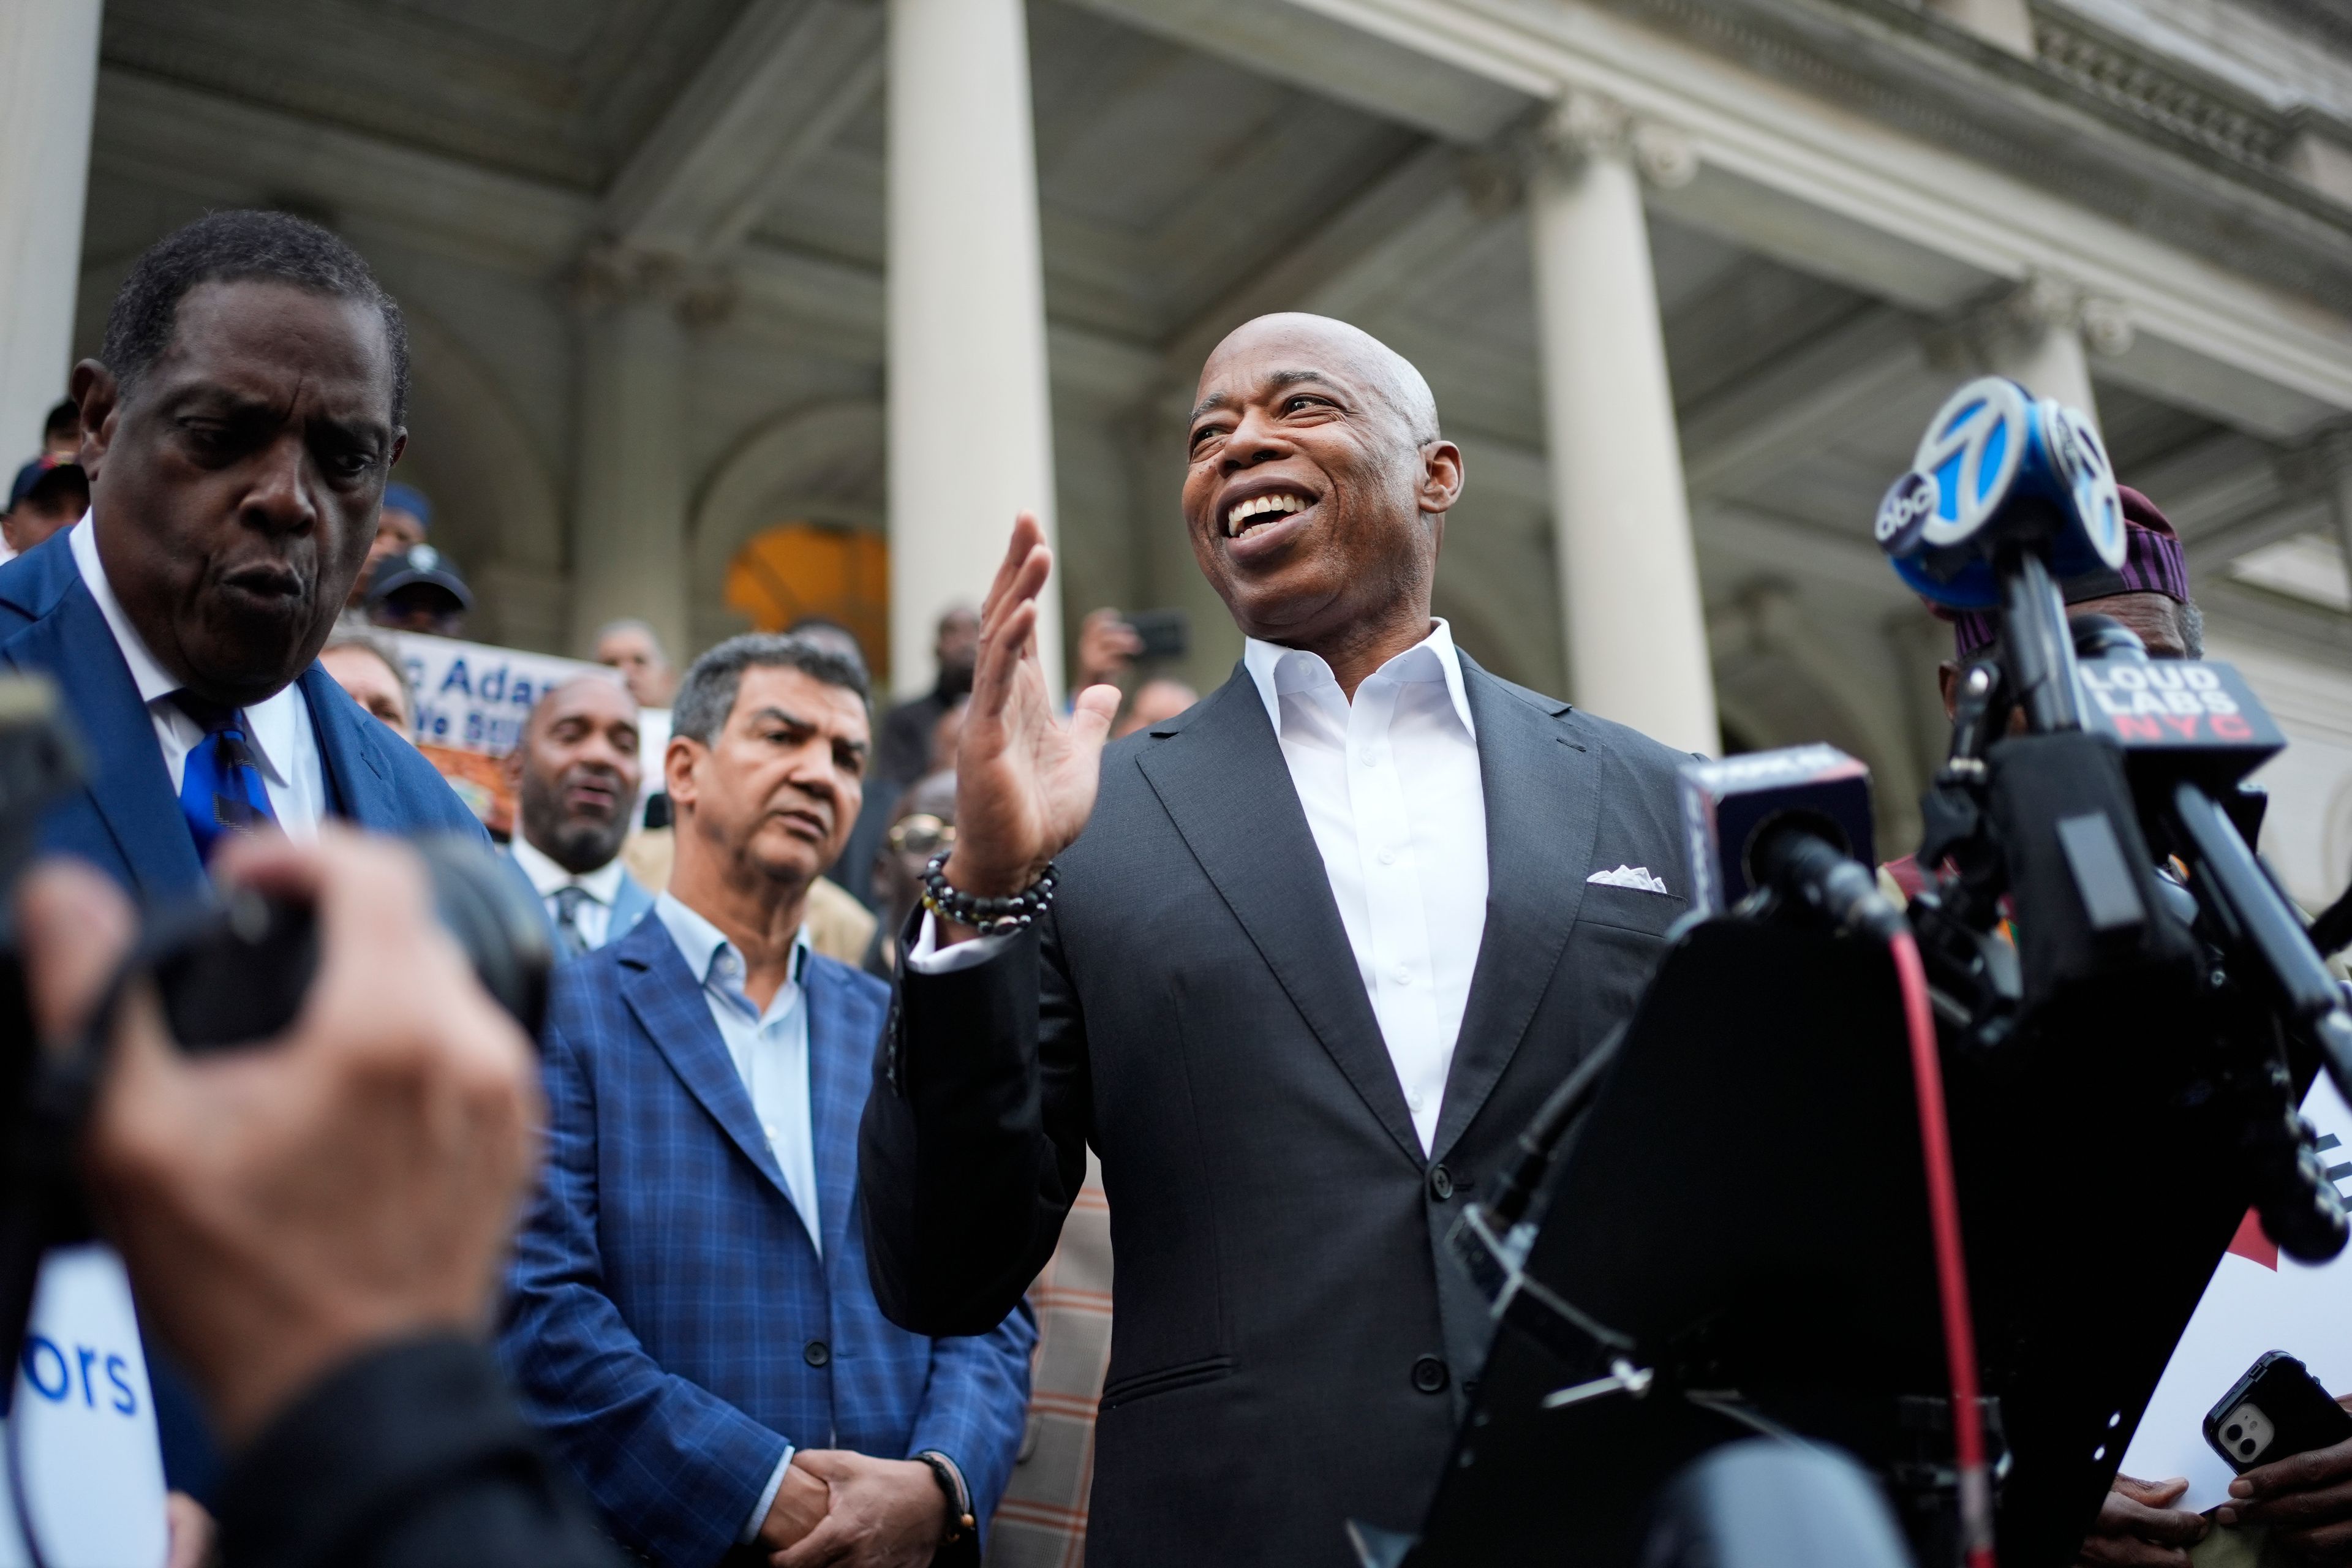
[649,892,820,1542]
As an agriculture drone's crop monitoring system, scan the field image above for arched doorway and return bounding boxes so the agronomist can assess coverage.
[725,521,891,685]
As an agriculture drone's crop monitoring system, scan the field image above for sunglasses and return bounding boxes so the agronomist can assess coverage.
[888,813,956,857]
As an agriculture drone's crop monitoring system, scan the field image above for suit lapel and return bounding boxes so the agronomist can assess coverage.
[1135,671,1423,1169]
[2,582,203,900]
[801,960,864,1264]
[301,667,387,825]
[614,919,797,1205]
[1430,661,1601,1163]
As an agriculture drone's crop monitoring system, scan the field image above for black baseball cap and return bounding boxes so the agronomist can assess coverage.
[8,456,88,512]
[366,543,473,611]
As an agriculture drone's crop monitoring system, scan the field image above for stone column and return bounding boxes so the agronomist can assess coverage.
[1951,271,2132,430]
[886,0,1061,700]
[0,0,102,459]
[1526,93,1721,756]
[567,247,723,665]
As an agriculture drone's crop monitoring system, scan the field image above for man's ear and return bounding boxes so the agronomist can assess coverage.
[1938,660,1961,722]
[1417,439,1465,518]
[69,362,116,483]
[663,735,701,813]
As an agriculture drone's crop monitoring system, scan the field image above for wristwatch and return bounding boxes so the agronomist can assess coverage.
[916,1450,974,1542]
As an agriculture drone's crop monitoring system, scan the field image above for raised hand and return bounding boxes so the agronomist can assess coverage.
[940,514,1120,929]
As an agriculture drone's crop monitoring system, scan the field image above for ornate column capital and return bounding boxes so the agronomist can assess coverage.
[1532,89,1698,190]
[569,240,738,327]
[1989,270,2135,357]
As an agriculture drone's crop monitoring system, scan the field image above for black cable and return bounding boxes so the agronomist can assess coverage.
[2310,879,2352,961]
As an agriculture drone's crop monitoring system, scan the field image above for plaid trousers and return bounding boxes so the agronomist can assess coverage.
[986,1156,1113,1567]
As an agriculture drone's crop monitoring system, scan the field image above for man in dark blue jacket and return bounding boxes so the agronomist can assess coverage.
[0,209,489,1536]
[0,209,485,902]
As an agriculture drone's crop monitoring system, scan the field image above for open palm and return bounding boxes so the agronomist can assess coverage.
[944,513,1120,914]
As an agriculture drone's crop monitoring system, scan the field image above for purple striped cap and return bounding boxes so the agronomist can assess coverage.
[1945,486,2188,658]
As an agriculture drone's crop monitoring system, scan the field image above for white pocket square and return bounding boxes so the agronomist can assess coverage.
[1586,864,1670,894]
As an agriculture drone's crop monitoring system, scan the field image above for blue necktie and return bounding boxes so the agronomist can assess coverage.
[171,692,277,861]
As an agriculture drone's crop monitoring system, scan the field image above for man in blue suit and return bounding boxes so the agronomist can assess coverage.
[0,209,486,904]
[506,672,657,955]
[0,209,488,1547]
[500,632,1032,1568]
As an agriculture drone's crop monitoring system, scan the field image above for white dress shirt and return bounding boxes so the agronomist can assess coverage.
[69,518,326,834]
[510,835,626,951]
[913,619,1490,1154]
[650,892,823,1541]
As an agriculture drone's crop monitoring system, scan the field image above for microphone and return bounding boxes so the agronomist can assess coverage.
[1875,377,2126,609]
[2072,617,2352,1105]
[1877,377,2125,733]
[1679,745,1902,939]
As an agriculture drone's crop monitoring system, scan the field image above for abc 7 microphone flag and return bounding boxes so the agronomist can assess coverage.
[1875,376,2127,609]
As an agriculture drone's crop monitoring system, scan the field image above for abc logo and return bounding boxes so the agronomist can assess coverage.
[1875,470,1938,556]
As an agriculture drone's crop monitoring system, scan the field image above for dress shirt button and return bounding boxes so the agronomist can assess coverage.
[1392,967,1411,986]
[1428,1164,1455,1202]
[1411,1355,1450,1395]
[1378,848,1397,865]
[804,1340,831,1368]
[1359,749,1378,767]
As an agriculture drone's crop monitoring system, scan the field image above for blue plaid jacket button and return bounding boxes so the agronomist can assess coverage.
[804,1340,830,1368]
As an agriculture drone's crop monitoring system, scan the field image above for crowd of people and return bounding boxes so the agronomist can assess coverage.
[9,205,2351,1568]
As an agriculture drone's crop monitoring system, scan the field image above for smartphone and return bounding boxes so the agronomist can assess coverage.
[2205,1351,2352,1472]
[1122,608,1189,662]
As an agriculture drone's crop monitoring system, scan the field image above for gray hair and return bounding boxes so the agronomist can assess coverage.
[322,627,415,725]
[672,632,871,745]
[593,617,671,666]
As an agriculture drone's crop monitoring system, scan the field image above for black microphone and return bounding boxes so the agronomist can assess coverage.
[1680,745,1902,939]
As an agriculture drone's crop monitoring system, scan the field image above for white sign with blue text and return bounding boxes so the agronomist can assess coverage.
[0,1245,167,1568]
[389,631,605,758]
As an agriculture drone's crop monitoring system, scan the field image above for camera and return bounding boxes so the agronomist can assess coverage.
[0,672,553,1410]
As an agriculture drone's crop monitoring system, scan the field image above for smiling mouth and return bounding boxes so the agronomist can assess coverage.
[1224,489,1314,539]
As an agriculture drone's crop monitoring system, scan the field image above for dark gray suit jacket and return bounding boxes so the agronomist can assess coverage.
[859,657,1694,1566]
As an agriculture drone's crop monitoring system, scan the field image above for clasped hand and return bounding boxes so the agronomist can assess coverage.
[758,1450,950,1567]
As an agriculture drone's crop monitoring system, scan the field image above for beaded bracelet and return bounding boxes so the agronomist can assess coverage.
[921,848,1059,935]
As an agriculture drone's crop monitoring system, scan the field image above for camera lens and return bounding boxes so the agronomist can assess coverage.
[2242,1439,2258,1457]
[2226,1424,2242,1441]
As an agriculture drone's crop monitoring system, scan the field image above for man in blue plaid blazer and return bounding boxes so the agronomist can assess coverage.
[500,633,1033,1568]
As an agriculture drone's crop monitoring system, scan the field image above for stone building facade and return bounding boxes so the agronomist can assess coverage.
[2,0,2348,901]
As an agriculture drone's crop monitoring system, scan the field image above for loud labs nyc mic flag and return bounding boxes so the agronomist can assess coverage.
[2122,1073,2352,1510]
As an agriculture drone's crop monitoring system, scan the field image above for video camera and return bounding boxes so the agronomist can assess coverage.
[0,674,552,1536]
[1399,379,2352,1568]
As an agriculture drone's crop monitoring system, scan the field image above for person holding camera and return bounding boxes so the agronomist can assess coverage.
[14,831,621,1568]
[858,313,1698,1564]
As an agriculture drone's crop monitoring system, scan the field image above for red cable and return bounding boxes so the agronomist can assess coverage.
[1891,928,1998,1568]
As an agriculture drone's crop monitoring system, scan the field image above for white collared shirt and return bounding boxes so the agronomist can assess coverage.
[1239,619,1487,1152]
[510,835,627,951]
[69,518,326,835]
[911,619,1489,1155]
